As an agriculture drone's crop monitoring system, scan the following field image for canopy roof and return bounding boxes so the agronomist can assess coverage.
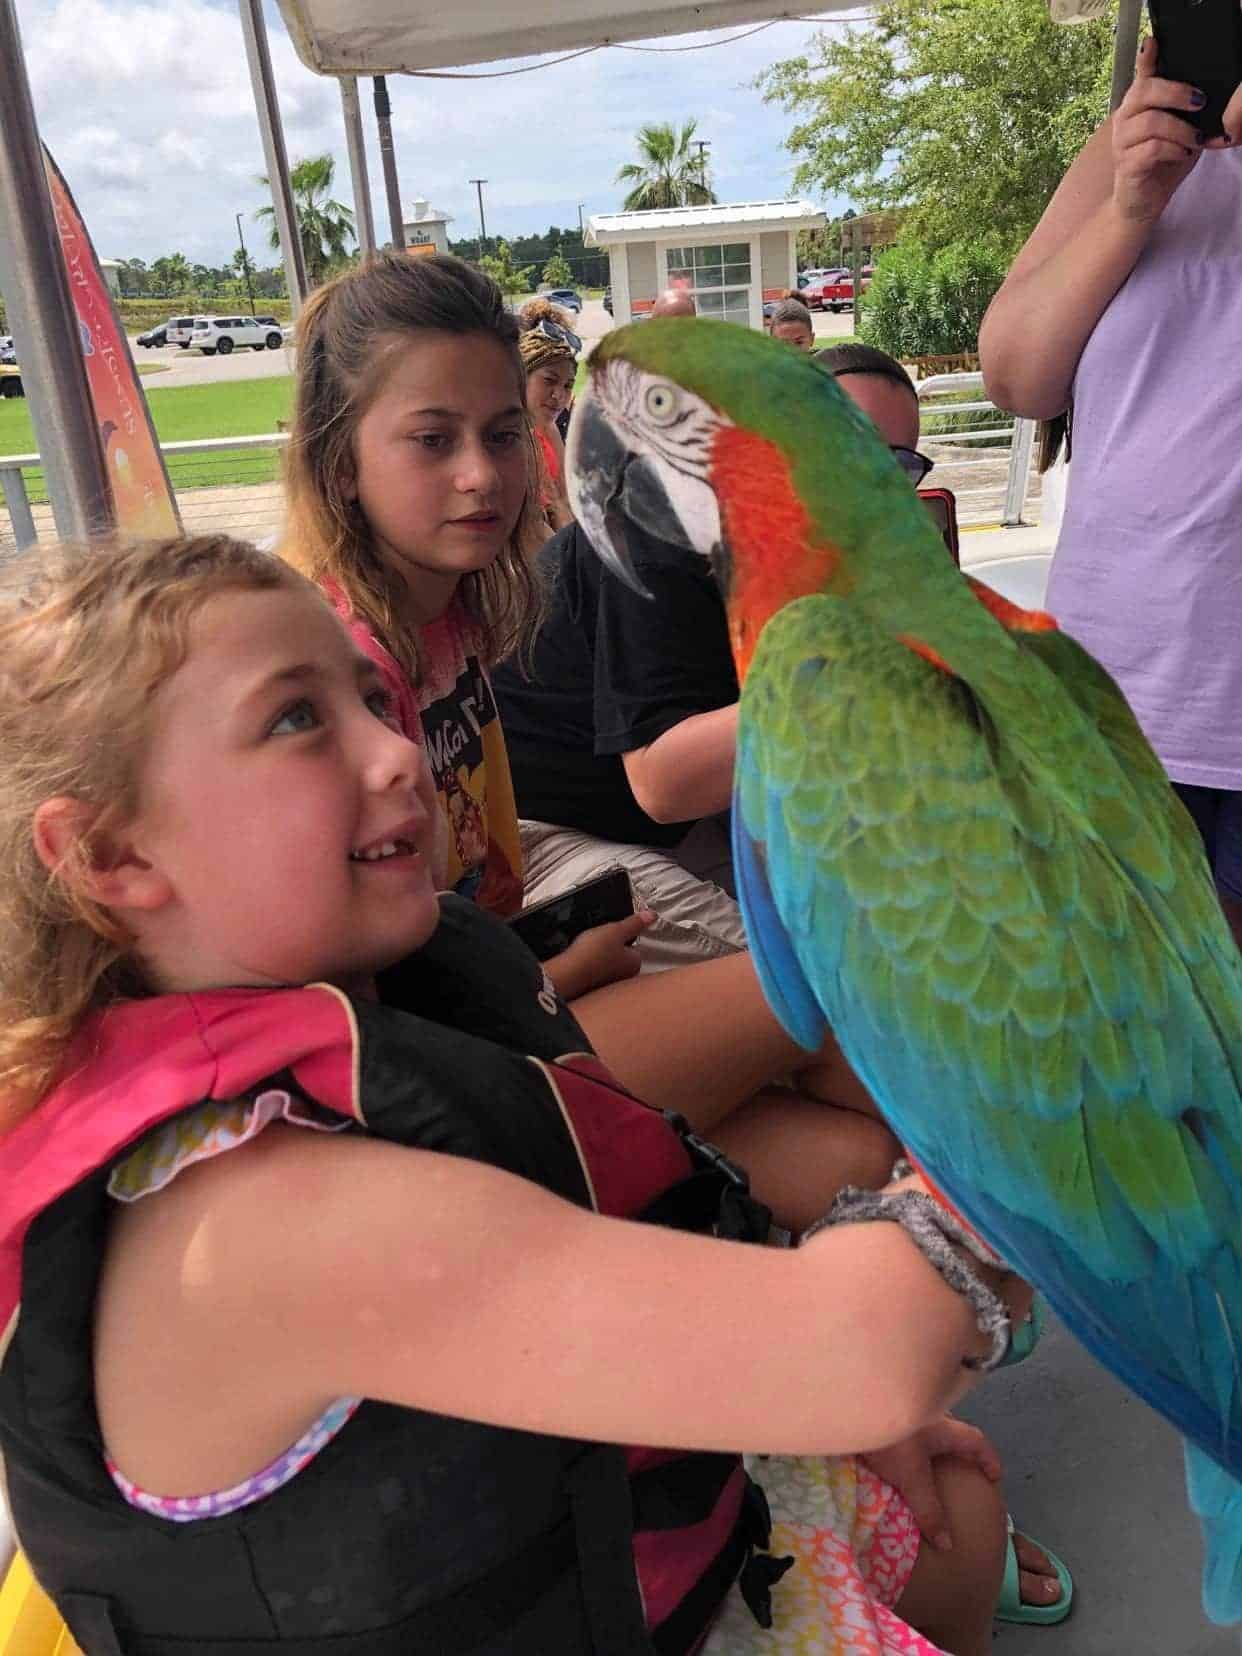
[276,1,865,76]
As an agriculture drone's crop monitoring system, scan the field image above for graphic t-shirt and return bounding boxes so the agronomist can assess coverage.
[494,521,739,848]
[331,590,525,917]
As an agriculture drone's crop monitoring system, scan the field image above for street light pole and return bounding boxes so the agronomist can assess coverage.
[373,76,405,250]
[694,139,711,195]
[469,178,488,261]
[234,212,256,315]
[577,201,585,238]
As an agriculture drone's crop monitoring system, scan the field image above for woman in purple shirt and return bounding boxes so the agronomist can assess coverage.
[980,37,1242,950]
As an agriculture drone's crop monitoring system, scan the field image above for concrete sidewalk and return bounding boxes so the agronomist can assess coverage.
[962,1312,1234,1655]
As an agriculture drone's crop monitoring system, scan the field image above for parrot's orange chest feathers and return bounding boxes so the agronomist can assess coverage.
[710,426,842,680]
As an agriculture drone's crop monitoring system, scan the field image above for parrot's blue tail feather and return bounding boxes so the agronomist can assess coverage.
[1186,1443,1242,1623]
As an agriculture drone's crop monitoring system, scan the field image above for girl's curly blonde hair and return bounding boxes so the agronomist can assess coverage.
[280,252,548,682]
[0,533,302,1128]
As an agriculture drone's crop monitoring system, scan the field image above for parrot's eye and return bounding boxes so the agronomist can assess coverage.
[644,382,680,425]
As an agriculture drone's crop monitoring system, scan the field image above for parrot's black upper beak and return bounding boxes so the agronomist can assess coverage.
[566,384,694,598]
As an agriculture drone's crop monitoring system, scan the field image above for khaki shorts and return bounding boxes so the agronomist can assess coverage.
[518,816,746,972]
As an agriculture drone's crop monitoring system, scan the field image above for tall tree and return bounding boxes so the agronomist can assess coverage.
[150,253,192,295]
[255,154,355,286]
[116,257,150,297]
[759,0,1114,254]
[615,120,717,212]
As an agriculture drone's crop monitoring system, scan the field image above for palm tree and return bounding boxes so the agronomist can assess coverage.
[151,252,192,295]
[255,154,355,287]
[615,121,716,212]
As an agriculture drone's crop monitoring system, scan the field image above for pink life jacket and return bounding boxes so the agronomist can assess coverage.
[0,895,787,1655]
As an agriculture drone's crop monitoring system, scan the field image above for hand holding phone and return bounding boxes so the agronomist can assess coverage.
[507,867,636,961]
[1150,0,1242,140]
[1110,36,1210,226]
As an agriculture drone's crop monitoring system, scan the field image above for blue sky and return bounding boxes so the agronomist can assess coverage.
[16,0,859,267]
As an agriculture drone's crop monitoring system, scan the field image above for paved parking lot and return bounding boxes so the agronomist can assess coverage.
[124,296,854,391]
[131,334,295,388]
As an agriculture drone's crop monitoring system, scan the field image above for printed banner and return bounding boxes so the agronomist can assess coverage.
[42,146,181,535]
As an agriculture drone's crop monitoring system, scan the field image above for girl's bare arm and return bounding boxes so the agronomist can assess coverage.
[97,1125,1016,1493]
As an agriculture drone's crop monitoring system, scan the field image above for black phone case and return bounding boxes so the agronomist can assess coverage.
[1150,0,1242,138]
[507,869,635,962]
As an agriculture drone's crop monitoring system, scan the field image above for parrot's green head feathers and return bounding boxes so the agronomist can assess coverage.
[569,317,958,677]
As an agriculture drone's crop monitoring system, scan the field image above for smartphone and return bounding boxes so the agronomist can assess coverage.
[1150,0,1242,139]
[507,868,635,961]
[918,487,960,566]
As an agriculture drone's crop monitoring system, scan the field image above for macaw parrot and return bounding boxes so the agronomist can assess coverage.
[565,318,1242,1623]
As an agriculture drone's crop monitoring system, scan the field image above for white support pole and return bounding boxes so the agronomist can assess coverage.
[340,76,376,259]
[1001,417,1037,527]
[0,0,112,541]
[1110,0,1144,111]
[239,0,308,314]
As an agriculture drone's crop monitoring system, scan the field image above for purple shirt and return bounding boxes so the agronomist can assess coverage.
[1048,147,1242,790]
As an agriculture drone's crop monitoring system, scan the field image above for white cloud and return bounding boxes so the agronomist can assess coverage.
[14,0,850,266]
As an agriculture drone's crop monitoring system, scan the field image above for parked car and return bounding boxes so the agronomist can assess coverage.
[136,323,168,348]
[802,268,872,313]
[0,364,23,398]
[540,287,582,315]
[164,316,198,348]
[187,315,284,354]
[0,335,15,364]
[603,287,612,314]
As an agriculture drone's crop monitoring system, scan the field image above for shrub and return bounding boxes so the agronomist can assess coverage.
[862,236,1010,361]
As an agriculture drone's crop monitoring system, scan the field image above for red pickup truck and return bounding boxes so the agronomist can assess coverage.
[802,267,873,313]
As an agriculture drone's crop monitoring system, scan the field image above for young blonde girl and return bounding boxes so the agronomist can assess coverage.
[0,533,1028,1654]
[278,250,895,1228]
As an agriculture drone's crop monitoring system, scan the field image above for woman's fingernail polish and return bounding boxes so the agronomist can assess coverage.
[1191,88,1207,108]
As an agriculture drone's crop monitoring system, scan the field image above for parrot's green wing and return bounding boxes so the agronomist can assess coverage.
[734,592,1242,1479]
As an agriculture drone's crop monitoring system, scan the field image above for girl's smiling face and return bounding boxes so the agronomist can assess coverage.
[125,584,441,995]
[349,331,532,622]
[527,359,576,426]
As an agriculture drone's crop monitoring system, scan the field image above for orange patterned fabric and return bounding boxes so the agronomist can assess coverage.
[701,1456,945,1655]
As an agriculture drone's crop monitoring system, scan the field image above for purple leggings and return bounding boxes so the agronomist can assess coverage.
[1171,783,1242,904]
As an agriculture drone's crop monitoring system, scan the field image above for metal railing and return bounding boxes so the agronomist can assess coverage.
[916,372,1037,528]
[2,390,1041,548]
[0,432,290,551]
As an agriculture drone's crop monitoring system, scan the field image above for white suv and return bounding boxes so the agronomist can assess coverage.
[188,315,284,355]
[164,315,198,348]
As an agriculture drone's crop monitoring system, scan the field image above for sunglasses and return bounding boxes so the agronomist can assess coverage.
[891,446,935,487]
[531,317,581,355]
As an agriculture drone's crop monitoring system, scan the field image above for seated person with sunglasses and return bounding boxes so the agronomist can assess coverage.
[493,338,936,971]
[814,341,936,489]
[518,301,583,532]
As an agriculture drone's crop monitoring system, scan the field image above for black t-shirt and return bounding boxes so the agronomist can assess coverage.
[494,522,739,849]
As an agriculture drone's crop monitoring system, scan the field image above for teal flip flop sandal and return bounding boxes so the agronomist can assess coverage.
[999,1293,1046,1368]
[994,1516,1074,1626]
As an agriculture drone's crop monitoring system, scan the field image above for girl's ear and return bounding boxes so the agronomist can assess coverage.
[33,798,173,915]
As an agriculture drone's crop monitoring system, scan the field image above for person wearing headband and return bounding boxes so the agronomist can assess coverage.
[518,299,580,531]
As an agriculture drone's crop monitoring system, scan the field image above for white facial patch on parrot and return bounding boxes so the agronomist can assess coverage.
[600,362,729,557]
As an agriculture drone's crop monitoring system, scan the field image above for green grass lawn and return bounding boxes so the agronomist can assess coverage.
[0,376,293,502]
